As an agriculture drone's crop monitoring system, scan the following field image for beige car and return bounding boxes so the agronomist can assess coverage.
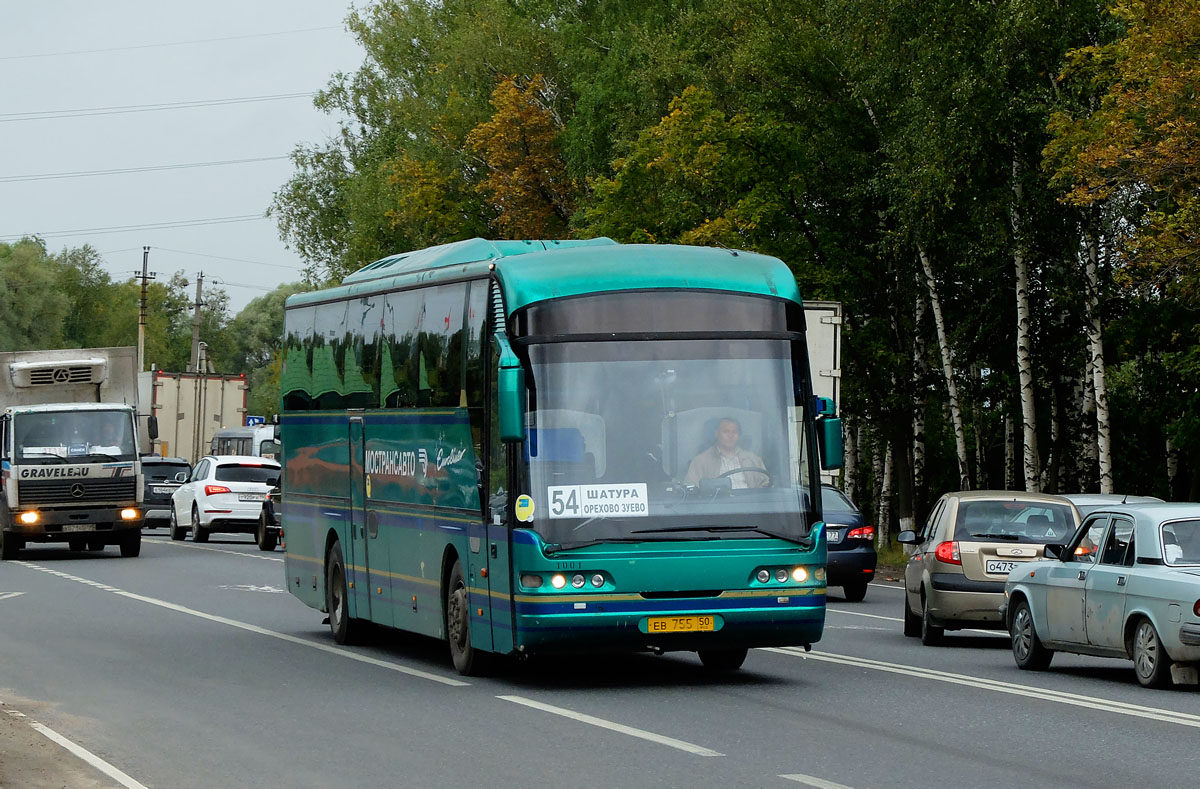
[898,491,1080,646]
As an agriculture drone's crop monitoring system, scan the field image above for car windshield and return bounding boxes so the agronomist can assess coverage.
[521,338,816,549]
[1162,519,1200,566]
[215,464,280,485]
[953,500,1076,544]
[13,411,137,463]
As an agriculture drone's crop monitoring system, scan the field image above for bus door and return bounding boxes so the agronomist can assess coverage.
[349,418,385,626]
[477,444,515,655]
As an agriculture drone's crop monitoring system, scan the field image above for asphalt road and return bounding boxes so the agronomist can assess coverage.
[1,532,1197,788]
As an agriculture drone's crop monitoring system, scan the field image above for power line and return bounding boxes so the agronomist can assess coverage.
[0,25,343,61]
[154,247,301,271]
[0,215,265,241]
[0,155,291,184]
[0,92,315,123]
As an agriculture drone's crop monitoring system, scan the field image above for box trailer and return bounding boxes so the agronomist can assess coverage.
[138,371,248,464]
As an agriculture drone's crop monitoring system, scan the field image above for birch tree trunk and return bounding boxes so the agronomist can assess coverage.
[1079,359,1098,489]
[917,249,971,489]
[1167,437,1178,499]
[844,415,859,501]
[912,292,927,518]
[1011,157,1040,492]
[1083,227,1113,493]
[878,441,893,549]
[1004,414,1016,489]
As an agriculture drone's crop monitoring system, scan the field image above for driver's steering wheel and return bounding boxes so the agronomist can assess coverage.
[716,467,772,486]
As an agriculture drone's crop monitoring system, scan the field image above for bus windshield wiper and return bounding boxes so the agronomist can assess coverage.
[544,537,678,555]
[83,452,122,461]
[631,525,812,546]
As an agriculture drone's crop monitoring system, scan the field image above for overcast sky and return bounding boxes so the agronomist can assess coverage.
[0,1,366,314]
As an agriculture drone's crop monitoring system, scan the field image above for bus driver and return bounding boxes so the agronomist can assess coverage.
[684,417,769,489]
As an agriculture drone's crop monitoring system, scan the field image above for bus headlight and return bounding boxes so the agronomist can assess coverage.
[550,574,567,589]
[571,574,586,589]
[792,567,808,583]
[757,569,771,584]
[775,568,788,583]
[591,574,604,588]
[18,511,38,525]
[119,508,140,521]
[520,574,543,589]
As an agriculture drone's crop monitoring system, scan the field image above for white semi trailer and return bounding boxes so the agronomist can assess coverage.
[0,347,157,559]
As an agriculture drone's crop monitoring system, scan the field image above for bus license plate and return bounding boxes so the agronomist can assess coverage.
[986,560,1018,574]
[647,615,715,633]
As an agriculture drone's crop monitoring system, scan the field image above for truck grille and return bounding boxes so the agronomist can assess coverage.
[28,365,97,385]
[18,478,137,504]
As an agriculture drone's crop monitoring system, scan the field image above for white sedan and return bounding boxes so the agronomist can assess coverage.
[170,455,281,543]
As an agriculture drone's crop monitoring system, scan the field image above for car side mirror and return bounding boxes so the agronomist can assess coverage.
[897,530,918,545]
[1044,543,1063,560]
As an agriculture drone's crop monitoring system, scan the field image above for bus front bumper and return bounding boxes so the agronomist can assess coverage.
[512,589,826,655]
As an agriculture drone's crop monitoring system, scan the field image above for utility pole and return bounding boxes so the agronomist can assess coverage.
[134,247,156,373]
[189,271,204,373]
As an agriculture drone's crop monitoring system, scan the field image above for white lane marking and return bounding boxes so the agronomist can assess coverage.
[780,773,855,789]
[0,592,25,601]
[764,647,1200,729]
[217,584,286,593]
[14,561,468,687]
[867,582,904,590]
[498,695,723,757]
[826,606,1000,636]
[148,538,284,562]
[3,706,148,789]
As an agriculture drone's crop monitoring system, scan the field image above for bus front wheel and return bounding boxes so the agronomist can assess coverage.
[326,540,363,645]
[446,560,490,676]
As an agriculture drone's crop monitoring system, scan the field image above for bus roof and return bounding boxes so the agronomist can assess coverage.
[286,238,802,315]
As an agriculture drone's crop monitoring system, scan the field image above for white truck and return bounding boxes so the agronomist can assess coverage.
[137,370,247,464]
[0,347,158,559]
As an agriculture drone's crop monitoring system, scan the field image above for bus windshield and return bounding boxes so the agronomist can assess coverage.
[521,338,816,549]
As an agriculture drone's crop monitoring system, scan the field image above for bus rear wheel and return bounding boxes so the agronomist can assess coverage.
[326,540,363,645]
[698,648,748,671]
[446,560,490,676]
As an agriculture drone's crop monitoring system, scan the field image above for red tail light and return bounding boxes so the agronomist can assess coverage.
[934,541,961,565]
[847,526,875,540]
[1194,599,1200,618]
[204,485,231,496]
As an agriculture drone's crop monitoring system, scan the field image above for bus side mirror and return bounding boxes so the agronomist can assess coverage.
[496,335,525,442]
[147,416,159,441]
[817,416,843,470]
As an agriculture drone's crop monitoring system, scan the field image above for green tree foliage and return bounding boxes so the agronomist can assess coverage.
[264,0,1200,507]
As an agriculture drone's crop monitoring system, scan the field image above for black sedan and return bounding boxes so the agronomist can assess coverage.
[140,456,192,529]
[822,484,877,601]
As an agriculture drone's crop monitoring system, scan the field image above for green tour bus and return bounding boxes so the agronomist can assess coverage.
[280,238,842,675]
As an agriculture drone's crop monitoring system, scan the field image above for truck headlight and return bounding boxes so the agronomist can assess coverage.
[120,508,140,521]
[18,511,38,525]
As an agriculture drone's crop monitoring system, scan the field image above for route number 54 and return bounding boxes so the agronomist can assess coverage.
[550,487,579,517]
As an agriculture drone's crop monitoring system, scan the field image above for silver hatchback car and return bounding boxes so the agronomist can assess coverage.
[899,491,1079,645]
